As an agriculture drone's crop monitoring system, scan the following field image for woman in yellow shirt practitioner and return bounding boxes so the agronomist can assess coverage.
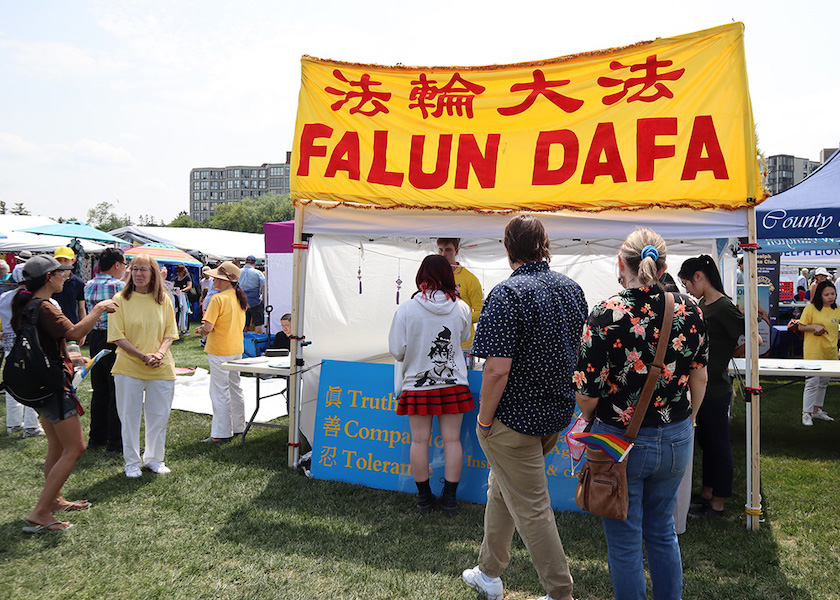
[798,279,840,426]
[108,255,178,478]
[195,261,247,443]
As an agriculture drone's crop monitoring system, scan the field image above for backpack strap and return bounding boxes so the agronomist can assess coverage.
[625,292,675,441]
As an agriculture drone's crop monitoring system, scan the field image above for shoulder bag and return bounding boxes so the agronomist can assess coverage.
[575,292,675,520]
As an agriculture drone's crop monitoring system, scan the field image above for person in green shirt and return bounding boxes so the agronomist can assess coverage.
[679,255,745,518]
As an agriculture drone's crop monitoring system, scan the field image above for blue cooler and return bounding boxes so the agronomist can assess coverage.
[242,333,270,358]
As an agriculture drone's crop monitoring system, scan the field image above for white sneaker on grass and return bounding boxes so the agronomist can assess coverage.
[802,412,813,426]
[145,462,171,474]
[125,465,142,478]
[462,566,503,600]
[813,408,834,421]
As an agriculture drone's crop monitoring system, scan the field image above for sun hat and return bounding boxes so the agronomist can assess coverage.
[815,267,830,277]
[23,255,72,280]
[202,266,211,273]
[54,247,75,260]
[206,261,240,283]
[18,250,32,261]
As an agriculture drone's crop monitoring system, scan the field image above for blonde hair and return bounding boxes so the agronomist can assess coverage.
[123,254,167,304]
[619,228,667,287]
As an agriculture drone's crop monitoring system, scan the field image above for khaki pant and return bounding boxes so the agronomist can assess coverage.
[478,420,574,599]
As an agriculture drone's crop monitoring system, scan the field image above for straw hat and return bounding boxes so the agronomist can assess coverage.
[206,261,240,282]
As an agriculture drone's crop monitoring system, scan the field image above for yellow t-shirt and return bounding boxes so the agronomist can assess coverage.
[204,289,246,356]
[800,303,840,360]
[454,265,483,350]
[108,291,178,380]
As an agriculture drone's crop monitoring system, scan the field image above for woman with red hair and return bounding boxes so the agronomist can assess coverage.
[388,254,474,516]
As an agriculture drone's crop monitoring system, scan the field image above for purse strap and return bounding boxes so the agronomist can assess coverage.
[625,291,675,441]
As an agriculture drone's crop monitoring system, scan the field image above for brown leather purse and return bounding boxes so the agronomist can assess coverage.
[575,292,675,520]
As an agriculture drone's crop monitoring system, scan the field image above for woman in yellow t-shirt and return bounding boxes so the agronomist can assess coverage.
[108,255,179,478]
[798,280,840,426]
[195,262,247,443]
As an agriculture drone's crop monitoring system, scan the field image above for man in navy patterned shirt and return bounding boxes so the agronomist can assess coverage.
[462,215,587,600]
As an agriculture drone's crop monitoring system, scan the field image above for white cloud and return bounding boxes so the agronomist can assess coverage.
[0,132,40,157]
[0,38,130,80]
[0,132,134,166]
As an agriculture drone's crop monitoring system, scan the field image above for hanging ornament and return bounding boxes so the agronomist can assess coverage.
[357,245,363,294]
[395,259,402,305]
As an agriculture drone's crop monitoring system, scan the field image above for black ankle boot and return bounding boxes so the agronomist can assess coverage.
[415,479,436,514]
[439,479,459,517]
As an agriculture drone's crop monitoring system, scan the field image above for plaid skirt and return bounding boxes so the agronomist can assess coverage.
[397,384,474,416]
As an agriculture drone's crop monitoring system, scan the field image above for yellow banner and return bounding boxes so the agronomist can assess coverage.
[291,23,763,212]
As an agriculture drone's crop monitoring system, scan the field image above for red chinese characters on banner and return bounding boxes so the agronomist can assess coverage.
[597,55,685,105]
[325,70,392,116]
[498,69,585,116]
[409,73,486,119]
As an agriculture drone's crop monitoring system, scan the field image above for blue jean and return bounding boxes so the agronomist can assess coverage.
[592,417,693,600]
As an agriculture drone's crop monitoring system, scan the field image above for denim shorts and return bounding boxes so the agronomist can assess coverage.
[34,391,79,424]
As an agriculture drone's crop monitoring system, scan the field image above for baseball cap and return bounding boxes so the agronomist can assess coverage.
[54,247,75,260]
[206,261,241,283]
[23,255,72,280]
[246,255,257,263]
[815,267,830,277]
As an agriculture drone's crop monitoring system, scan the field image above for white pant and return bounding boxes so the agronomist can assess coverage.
[5,392,41,430]
[115,375,175,469]
[803,376,830,413]
[208,353,245,438]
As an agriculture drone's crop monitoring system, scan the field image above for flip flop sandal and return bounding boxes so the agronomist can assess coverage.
[59,500,92,512]
[23,521,74,534]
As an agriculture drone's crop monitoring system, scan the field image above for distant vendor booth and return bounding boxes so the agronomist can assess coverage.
[280,23,768,527]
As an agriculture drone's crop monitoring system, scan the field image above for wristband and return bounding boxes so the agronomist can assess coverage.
[477,417,492,429]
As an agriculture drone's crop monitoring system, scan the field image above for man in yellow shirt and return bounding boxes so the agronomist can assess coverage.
[437,238,483,365]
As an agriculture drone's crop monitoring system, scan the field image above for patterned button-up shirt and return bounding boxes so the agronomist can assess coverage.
[575,288,708,428]
[472,261,588,436]
[84,274,125,330]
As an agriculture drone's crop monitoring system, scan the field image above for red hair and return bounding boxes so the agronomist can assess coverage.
[415,255,459,301]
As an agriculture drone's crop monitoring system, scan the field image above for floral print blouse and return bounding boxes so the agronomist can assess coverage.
[575,287,709,428]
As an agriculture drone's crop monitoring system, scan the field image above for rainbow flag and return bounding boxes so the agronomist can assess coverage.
[568,432,634,463]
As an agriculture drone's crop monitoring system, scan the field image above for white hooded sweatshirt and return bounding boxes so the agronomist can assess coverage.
[388,290,472,395]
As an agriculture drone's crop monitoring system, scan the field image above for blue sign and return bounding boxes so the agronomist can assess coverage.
[758,208,840,239]
[311,360,581,511]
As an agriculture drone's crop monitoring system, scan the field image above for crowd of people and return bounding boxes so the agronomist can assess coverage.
[2,246,270,533]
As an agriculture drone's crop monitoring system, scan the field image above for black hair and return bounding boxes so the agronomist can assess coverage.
[281,313,292,321]
[812,280,837,311]
[230,281,248,311]
[98,247,125,273]
[678,255,726,296]
[10,274,49,330]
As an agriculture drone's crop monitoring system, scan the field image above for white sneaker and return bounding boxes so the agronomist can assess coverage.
[125,465,142,478]
[146,462,171,474]
[462,566,503,600]
[802,412,813,426]
[22,428,45,438]
[813,408,835,421]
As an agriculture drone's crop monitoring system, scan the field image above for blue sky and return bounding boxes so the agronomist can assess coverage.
[1,0,837,222]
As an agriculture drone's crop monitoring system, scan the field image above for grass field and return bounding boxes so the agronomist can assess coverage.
[1,334,838,599]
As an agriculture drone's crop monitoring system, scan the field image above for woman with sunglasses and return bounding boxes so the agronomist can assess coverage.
[12,256,117,532]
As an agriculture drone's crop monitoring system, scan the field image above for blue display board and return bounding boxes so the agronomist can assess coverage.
[311,360,581,511]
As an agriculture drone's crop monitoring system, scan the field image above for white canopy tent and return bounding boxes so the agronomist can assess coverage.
[108,226,265,262]
[0,215,109,254]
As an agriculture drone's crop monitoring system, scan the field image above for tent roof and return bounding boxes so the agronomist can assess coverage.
[300,203,749,240]
[757,149,840,242]
[0,215,109,253]
[108,226,265,262]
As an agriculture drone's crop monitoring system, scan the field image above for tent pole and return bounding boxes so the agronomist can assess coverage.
[287,204,305,468]
[745,208,762,530]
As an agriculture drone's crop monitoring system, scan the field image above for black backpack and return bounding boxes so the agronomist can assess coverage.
[2,298,65,409]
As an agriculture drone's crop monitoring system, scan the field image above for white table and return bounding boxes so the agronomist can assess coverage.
[220,356,291,443]
[729,358,840,378]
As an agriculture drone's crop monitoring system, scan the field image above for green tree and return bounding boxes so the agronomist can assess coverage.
[167,211,201,228]
[87,201,131,231]
[206,193,293,233]
[10,202,30,215]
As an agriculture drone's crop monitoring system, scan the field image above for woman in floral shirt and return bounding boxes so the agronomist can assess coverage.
[575,228,708,600]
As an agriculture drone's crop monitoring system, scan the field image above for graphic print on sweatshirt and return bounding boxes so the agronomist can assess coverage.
[414,326,457,387]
